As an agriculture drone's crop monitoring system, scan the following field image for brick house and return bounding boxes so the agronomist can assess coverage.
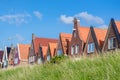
[83,27,107,55]
[69,18,90,56]
[9,45,20,66]
[28,34,58,64]
[56,33,72,56]
[102,18,120,52]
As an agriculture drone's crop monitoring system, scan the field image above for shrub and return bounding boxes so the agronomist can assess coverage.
[50,55,68,64]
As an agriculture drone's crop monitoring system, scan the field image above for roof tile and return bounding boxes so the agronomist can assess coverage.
[49,43,57,57]
[115,21,120,33]
[78,26,90,42]
[94,28,107,48]
[18,44,30,60]
[60,33,72,54]
[33,37,58,54]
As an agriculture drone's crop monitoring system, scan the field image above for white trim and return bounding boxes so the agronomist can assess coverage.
[71,46,74,55]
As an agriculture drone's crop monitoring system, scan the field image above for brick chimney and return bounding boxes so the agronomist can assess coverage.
[73,18,80,31]
[32,33,36,40]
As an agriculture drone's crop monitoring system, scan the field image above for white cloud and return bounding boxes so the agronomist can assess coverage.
[60,12,104,25]
[59,12,107,28]
[60,15,74,24]
[75,12,104,24]
[33,11,42,19]
[0,13,31,25]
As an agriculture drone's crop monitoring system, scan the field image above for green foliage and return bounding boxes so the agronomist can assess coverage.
[0,50,120,80]
[50,55,68,64]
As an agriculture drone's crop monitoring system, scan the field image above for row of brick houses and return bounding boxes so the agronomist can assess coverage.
[0,18,120,68]
[69,18,120,56]
[0,44,30,68]
[27,18,120,65]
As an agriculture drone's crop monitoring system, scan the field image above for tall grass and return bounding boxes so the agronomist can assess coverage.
[0,50,120,80]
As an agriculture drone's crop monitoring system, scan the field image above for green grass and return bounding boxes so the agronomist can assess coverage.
[1,50,120,80]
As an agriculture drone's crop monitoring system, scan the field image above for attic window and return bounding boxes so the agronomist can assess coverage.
[87,43,94,53]
[108,37,116,49]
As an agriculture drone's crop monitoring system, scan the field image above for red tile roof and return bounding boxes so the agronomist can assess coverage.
[94,28,107,48]
[0,51,4,62]
[78,26,90,42]
[115,21,120,33]
[48,43,57,57]
[18,44,30,60]
[60,33,72,54]
[33,37,58,54]
[41,46,48,59]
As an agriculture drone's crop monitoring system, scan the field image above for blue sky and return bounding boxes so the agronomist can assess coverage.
[0,0,120,49]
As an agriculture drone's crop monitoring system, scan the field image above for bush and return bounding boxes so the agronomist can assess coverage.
[50,55,68,64]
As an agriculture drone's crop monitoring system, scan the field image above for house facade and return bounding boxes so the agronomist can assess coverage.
[69,18,90,56]
[18,44,30,65]
[2,47,11,68]
[102,19,120,52]
[57,33,72,56]
[84,27,107,55]
[9,45,19,66]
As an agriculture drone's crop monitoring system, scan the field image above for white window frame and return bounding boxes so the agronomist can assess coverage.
[47,54,50,61]
[71,46,74,55]
[108,37,116,49]
[87,43,94,53]
[75,44,79,54]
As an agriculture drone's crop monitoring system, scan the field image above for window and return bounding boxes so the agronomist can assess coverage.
[71,46,74,55]
[33,56,34,62]
[75,44,79,54]
[47,54,50,61]
[87,43,94,53]
[74,32,76,38]
[14,58,18,64]
[57,49,63,56]
[38,58,42,64]
[108,37,116,49]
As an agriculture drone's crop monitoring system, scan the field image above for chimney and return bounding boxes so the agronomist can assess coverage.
[32,33,36,40]
[73,18,80,31]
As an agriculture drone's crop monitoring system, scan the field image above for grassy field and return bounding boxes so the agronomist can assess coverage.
[0,50,120,80]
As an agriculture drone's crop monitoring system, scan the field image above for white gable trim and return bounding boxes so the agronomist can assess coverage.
[17,44,21,60]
